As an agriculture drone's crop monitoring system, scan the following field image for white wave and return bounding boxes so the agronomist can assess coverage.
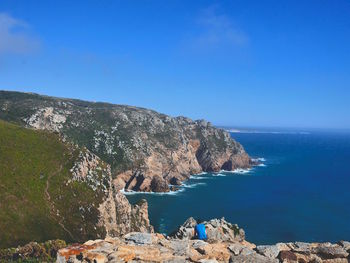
[233,168,252,174]
[257,163,267,167]
[180,182,206,188]
[190,176,207,180]
[252,157,266,162]
[190,173,213,180]
[225,129,241,133]
[225,128,310,135]
[219,168,252,174]
[193,171,208,176]
[120,188,185,196]
[213,173,226,177]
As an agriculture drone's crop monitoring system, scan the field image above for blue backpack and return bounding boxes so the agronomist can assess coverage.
[195,224,207,240]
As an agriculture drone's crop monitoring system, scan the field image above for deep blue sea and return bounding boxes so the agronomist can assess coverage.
[126,130,350,244]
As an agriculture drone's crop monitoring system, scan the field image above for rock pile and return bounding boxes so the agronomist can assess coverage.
[56,218,350,262]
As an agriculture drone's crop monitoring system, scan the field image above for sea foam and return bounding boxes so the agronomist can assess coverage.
[121,188,185,196]
[213,173,226,177]
[252,157,266,162]
[180,182,206,188]
[220,168,252,174]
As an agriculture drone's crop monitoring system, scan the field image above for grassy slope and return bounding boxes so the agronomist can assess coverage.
[0,120,105,248]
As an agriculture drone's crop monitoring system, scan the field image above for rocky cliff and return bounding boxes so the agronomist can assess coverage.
[0,90,251,192]
[53,218,350,263]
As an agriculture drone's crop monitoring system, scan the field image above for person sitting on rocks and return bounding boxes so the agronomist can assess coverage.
[193,219,208,241]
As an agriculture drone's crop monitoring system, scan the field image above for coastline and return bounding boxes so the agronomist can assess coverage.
[121,157,265,196]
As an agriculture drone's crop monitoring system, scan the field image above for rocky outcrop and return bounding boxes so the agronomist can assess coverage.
[56,218,350,263]
[70,148,154,238]
[170,217,245,242]
[0,90,251,192]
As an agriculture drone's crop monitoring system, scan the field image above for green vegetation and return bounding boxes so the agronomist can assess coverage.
[0,239,66,262]
[0,120,106,248]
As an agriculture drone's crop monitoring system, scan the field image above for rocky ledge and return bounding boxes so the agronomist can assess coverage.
[56,218,350,263]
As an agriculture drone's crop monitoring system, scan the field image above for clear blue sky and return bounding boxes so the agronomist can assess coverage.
[0,0,349,129]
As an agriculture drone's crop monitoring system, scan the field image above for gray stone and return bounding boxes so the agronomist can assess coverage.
[167,240,190,256]
[124,232,153,245]
[107,253,125,263]
[230,253,279,263]
[205,218,244,242]
[291,242,312,254]
[164,257,188,263]
[240,247,255,256]
[199,259,218,263]
[338,240,350,252]
[228,243,246,256]
[191,240,208,249]
[278,250,298,263]
[170,217,197,240]
[256,245,281,258]
[312,244,349,259]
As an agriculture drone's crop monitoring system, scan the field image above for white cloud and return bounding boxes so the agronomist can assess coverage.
[0,13,40,55]
[193,5,248,48]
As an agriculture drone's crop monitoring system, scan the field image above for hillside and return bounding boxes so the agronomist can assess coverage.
[0,120,152,248]
[0,90,251,192]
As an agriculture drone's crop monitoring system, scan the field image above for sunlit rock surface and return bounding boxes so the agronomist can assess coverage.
[56,218,350,262]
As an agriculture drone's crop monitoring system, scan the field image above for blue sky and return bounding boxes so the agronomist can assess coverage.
[0,0,349,129]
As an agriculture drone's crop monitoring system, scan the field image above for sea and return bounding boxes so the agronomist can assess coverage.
[126,128,350,244]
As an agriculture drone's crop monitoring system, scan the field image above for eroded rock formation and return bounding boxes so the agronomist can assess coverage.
[70,148,153,238]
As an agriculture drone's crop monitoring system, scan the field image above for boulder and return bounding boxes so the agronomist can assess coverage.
[170,217,197,239]
[278,250,298,263]
[290,242,312,254]
[205,218,245,242]
[166,240,190,257]
[338,240,350,252]
[311,244,349,259]
[151,176,170,192]
[228,244,246,256]
[230,252,279,263]
[170,217,244,242]
[256,243,290,259]
[124,232,153,245]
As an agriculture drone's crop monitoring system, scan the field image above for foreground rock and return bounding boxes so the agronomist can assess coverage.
[56,218,350,262]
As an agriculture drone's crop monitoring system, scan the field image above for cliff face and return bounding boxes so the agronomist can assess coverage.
[0,91,251,192]
[70,149,154,238]
[0,120,152,248]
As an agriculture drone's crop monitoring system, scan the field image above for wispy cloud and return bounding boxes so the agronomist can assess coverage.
[0,13,40,55]
[191,5,248,49]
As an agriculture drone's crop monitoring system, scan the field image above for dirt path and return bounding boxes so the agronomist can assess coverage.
[44,164,75,240]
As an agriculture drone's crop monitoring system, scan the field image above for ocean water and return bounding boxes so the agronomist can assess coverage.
[126,131,350,244]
